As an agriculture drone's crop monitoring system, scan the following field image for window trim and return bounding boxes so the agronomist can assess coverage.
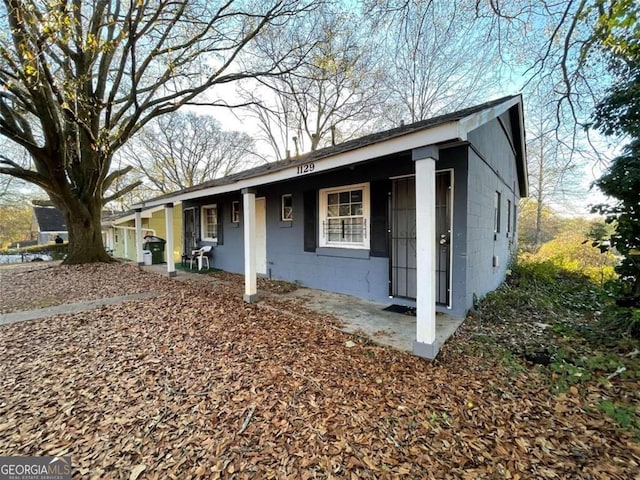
[201,204,218,242]
[281,194,293,222]
[318,182,370,250]
[231,201,240,224]
[506,199,512,236]
[494,191,501,234]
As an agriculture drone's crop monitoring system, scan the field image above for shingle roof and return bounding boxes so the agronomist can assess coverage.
[138,94,523,205]
[33,207,67,232]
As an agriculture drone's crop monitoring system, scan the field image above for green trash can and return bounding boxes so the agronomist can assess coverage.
[143,236,166,264]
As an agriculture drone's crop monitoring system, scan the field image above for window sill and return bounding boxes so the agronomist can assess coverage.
[279,221,292,228]
[230,222,240,228]
[316,247,370,259]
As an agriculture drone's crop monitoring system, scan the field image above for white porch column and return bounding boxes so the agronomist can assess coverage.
[242,188,258,302]
[134,208,144,265]
[413,146,439,359]
[106,229,114,252]
[164,203,176,277]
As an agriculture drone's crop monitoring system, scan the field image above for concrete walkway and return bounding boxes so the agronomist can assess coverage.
[0,292,157,326]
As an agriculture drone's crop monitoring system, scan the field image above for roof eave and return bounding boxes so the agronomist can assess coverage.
[134,121,462,209]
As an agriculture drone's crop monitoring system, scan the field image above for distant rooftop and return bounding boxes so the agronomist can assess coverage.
[33,206,66,232]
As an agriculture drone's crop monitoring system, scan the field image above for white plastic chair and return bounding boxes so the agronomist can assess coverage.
[189,245,213,270]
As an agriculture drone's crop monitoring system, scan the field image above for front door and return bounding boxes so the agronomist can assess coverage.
[255,197,267,275]
[435,171,452,306]
[391,172,452,306]
[183,207,197,253]
[391,177,417,298]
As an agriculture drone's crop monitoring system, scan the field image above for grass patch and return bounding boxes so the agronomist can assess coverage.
[174,263,221,275]
[598,400,640,435]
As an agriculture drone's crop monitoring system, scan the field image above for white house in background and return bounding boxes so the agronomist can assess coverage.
[32,206,68,245]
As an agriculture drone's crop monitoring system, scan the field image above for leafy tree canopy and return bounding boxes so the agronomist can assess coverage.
[591,0,640,294]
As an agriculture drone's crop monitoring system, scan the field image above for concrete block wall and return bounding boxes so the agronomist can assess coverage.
[465,118,521,308]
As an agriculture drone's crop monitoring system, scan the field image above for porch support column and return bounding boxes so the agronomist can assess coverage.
[134,208,144,266]
[242,188,258,303]
[164,203,176,277]
[123,227,128,258]
[413,146,439,359]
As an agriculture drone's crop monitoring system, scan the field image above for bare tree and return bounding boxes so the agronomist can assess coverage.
[120,111,254,195]
[239,7,384,160]
[0,139,39,205]
[377,1,503,123]
[0,0,317,263]
[472,1,614,150]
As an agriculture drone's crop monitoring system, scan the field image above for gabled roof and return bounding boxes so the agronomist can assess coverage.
[135,95,527,208]
[33,207,67,233]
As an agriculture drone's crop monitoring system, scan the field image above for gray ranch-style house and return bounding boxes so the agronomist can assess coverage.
[133,95,528,359]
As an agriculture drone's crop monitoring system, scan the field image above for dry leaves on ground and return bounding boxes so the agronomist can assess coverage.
[0,264,638,479]
[0,262,166,314]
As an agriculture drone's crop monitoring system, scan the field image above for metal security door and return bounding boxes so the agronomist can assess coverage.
[391,172,452,305]
[435,171,452,306]
[391,177,417,298]
[183,207,197,253]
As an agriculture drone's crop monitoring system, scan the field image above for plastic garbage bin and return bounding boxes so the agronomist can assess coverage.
[143,236,166,264]
[143,250,152,266]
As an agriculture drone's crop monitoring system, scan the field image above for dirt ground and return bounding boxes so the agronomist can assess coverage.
[0,262,638,479]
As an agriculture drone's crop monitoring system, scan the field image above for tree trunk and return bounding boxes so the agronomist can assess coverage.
[534,199,543,246]
[62,201,113,264]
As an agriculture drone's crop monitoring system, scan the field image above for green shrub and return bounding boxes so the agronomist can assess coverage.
[523,230,618,285]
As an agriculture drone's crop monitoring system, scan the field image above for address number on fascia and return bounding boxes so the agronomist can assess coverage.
[295,163,315,175]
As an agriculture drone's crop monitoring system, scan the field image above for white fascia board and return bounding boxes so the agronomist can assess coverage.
[135,122,461,209]
[515,101,529,196]
[111,204,167,224]
[458,96,521,138]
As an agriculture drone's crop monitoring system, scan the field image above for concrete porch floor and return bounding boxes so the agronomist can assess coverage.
[142,264,465,354]
[280,288,465,353]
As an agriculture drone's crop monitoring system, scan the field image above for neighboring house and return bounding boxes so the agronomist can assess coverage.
[32,206,68,244]
[104,204,183,263]
[133,95,528,358]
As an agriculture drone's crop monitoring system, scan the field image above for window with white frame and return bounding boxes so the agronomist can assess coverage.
[231,201,240,224]
[201,204,218,241]
[507,199,512,236]
[319,183,370,249]
[281,194,293,221]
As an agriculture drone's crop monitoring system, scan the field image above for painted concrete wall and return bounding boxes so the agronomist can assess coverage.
[147,205,183,262]
[112,219,144,261]
[111,206,183,262]
[186,149,472,312]
[435,146,469,315]
[465,117,521,307]
[37,232,68,245]
[185,154,413,305]
[183,124,522,316]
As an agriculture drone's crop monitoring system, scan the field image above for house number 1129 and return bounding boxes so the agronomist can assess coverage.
[296,163,315,175]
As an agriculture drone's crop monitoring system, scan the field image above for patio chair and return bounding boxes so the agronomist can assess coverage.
[188,245,213,270]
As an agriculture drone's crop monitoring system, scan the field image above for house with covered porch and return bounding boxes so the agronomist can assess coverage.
[104,205,183,263]
[133,95,528,359]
